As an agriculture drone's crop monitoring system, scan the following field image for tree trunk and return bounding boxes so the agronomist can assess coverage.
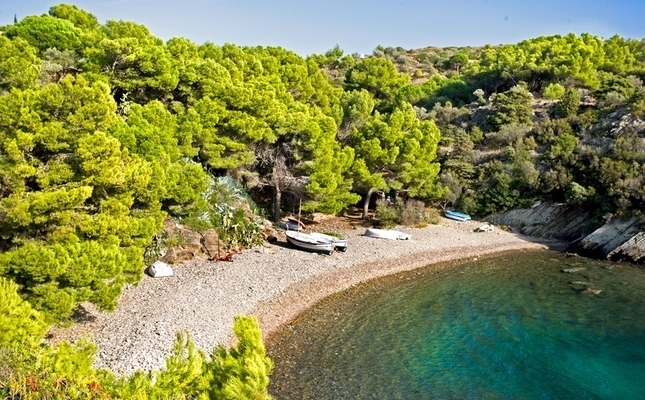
[362,188,375,219]
[272,173,282,224]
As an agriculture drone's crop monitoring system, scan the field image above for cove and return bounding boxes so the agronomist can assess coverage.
[267,250,645,399]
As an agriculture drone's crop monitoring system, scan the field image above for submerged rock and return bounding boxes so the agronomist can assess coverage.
[562,267,586,273]
[581,287,602,296]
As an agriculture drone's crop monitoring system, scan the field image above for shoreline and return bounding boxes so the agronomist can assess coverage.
[48,218,556,374]
[255,244,548,346]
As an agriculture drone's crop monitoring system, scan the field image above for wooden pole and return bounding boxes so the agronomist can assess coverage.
[298,198,302,231]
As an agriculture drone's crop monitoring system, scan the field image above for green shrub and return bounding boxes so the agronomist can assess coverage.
[542,83,566,100]
[397,199,433,227]
[375,199,398,228]
[376,199,441,228]
[2,278,273,400]
[555,88,581,117]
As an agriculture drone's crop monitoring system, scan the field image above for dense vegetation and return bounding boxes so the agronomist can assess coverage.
[349,37,645,221]
[1,3,644,398]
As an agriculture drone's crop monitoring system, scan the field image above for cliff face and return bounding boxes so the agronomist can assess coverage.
[488,202,593,242]
[488,203,645,264]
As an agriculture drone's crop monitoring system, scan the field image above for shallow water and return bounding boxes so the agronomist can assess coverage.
[267,250,645,399]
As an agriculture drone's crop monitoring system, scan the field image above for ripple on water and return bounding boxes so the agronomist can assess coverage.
[268,250,645,400]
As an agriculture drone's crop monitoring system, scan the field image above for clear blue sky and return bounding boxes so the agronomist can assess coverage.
[1,0,643,56]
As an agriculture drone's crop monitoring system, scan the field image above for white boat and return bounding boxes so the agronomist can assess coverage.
[475,223,494,232]
[279,217,306,231]
[364,228,411,240]
[309,232,348,251]
[285,231,335,254]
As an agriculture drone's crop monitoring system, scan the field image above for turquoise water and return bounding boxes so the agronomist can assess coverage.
[267,251,645,399]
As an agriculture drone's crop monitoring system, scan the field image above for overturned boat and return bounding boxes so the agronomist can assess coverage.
[364,228,411,240]
[445,209,472,222]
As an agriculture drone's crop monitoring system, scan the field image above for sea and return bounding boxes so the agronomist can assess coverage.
[267,250,645,399]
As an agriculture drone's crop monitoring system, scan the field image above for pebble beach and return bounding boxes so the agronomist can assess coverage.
[49,218,555,375]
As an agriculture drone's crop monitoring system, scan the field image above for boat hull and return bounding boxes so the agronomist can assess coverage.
[364,228,411,240]
[445,210,472,222]
[285,231,335,253]
[309,232,348,251]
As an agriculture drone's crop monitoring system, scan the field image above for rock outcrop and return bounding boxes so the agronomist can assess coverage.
[489,202,645,264]
[159,220,230,264]
[607,232,645,263]
[157,219,278,264]
[488,202,592,241]
[578,217,642,259]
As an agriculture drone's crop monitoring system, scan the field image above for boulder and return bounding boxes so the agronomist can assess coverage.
[147,261,173,278]
[162,248,197,264]
[578,217,642,259]
[607,232,645,263]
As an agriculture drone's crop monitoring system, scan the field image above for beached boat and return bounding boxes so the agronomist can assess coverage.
[445,209,472,222]
[309,232,348,251]
[279,217,306,231]
[364,228,411,240]
[285,231,335,254]
[474,223,494,232]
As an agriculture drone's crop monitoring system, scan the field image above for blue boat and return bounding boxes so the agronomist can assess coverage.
[445,209,472,222]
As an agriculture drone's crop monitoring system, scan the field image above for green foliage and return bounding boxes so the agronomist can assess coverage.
[49,4,100,31]
[351,104,442,205]
[108,316,273,399]
[375,198,439,228]
[555,88,580,118]
[565,182,595,204]
[485,124,532,148]
[211,204,264,248]
[1,307,273,400]
[416,75,473,107]
[2,8,645,393]
[532,118,574,144]
[488,85,533,129]
[546,132,578,163]
[0,36,41,91]
[0,75,175,322]
[0,278,104,399]
[375,198,398,228]
[345,57,409,111]
[474,33,607,88]
[0,278,48,351]
[448,52,469,73]
[542,83,566,100]
[5,15,82,53]
[205,315,274,399]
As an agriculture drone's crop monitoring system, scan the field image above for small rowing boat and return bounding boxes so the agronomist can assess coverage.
[309,232,348,251]
[364,228,411,240]
[285,231,335,254]
[445,209,471,222]
[279,217,306,231]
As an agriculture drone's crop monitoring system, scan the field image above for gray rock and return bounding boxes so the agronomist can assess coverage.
[562,267,586,273]
[579,217,642,259]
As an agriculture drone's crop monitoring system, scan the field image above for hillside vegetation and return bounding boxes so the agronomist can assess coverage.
[1,3,644,398]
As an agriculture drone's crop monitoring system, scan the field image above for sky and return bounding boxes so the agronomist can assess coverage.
[1,0,643,56]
